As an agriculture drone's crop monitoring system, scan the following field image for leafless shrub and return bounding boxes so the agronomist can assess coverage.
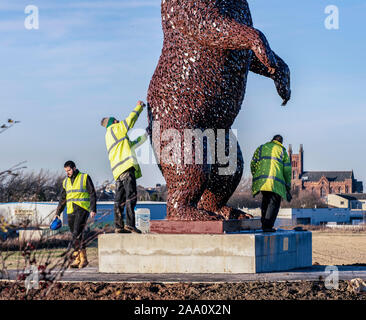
[228,178,328,209]
[96,181,168,202]
[282,189,327,209]
[145,184,167,202]
[0,162,27,179]
[228,177,262,209]
[0,210,111,300]
[0,170,64,203]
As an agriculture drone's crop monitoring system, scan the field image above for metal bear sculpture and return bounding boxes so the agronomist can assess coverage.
[147,0,291,221]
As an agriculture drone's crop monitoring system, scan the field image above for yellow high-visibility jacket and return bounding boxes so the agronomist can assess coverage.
[251,140,292,200]
[63,172,90,214]
[105,104,147,180]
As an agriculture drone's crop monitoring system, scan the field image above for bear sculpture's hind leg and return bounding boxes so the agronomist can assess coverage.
[198,139,247,220]
[162,159,224,221]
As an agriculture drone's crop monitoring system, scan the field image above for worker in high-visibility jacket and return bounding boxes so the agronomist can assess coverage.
[101,101,148,234]
[55,160,96,268]
[251,135,292,232]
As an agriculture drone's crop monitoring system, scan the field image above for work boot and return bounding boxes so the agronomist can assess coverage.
[70,250,81,268]
[115,227,131,234]
[125,225,142,234]
[78,249,89,269]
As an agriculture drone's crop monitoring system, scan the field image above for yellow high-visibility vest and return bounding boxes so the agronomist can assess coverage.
[105,104,145,180]
[63,172,90,214]
[251,140,292,200]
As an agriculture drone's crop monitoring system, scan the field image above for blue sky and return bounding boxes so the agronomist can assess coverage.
[0,0,365,187]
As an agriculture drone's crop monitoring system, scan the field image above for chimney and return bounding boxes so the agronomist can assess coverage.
[299,144,304,175]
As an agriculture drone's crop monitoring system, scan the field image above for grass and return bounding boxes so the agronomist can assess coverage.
[1,242,99,270]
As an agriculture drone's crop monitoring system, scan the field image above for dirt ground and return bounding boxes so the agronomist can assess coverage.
[1,230,366,300]
[0,280,365,300]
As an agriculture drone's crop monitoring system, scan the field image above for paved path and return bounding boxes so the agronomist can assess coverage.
[2,265,366,283]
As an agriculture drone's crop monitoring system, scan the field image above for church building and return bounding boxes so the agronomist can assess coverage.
[289,145,363,197]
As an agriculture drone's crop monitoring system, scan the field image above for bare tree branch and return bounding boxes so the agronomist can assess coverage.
[0,119,20,135]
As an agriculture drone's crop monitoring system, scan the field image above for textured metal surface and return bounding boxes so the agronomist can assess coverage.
[147,0,291,221]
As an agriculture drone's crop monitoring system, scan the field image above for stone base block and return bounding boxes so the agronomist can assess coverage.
[150,218,262,234]
[98,230,312,274]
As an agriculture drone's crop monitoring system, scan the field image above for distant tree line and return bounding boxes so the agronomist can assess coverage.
[0,169,326,208]
[97,183,167,202]
[145,184,167,202]
[281,188,327,209]
[227,178,262,209]
[0,170,64,203]
[227,177,327,209]
[0,169,168,203]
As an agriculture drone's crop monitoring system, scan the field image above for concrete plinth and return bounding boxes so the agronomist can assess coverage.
[98,230,312,274]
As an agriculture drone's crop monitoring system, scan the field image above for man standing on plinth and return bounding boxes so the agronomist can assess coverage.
[55,160,97,268]
[101,101,148,234]
[251,135,292,232]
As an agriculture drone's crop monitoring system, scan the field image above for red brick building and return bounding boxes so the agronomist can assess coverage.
[289,145,363,197]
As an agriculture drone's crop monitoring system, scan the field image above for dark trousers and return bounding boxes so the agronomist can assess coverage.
[114,167,137,229]
[68,205,89,249]
[261,191,282,229]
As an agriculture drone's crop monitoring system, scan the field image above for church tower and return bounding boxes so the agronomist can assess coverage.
[289,144,304,180]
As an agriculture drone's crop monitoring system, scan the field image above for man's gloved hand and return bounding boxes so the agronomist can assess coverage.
[137,100,146,108]
[286,189,292,202]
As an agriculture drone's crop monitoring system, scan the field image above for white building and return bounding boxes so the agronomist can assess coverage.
[0,202,60,228]
[277,208,353,226]
[327,193,366,210]
[243,207,364,227]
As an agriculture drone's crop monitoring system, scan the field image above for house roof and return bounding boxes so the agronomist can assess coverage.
[336,193,366,201]
[301,171,353,182]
